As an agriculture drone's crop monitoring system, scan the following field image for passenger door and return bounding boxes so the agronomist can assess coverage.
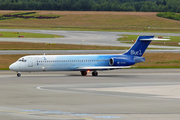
[28,57,33,67]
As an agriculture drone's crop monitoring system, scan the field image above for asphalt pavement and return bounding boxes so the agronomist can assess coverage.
[0,29,180,49]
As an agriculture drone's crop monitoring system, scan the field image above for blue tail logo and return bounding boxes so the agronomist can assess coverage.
[123,36,154,57]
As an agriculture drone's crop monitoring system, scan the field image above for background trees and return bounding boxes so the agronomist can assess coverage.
[0,0,179,12]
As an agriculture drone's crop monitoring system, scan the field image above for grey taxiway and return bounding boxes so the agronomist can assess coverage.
[0,29,180,49]
[0,69,180,120]
[0,29,180,55]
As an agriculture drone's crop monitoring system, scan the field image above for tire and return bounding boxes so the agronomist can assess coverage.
[81,71,87,76]
[17,73,21,77]
[92,71,98,76]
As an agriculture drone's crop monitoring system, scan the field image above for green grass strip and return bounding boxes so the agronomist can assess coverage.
[0,32,63,38]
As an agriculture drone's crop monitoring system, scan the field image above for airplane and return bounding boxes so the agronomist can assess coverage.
[9,36,169,77]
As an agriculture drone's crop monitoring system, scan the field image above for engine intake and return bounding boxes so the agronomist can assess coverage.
[109,57,135,66]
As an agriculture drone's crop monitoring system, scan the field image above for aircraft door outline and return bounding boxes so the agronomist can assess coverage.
[28,57,33,67]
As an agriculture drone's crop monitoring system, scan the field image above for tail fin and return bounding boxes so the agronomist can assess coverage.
[123,36,169,57]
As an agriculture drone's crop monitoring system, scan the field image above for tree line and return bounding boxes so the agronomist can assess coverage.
[0,0,180,13]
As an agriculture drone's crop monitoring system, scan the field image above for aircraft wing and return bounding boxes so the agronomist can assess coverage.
[76,66,131,71]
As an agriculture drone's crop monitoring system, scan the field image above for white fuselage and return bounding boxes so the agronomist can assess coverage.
[9,54,123,72]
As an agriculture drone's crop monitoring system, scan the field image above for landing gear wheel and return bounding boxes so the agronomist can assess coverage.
[81,71,87,76]
[92,71,98,76]
[17,73,21,77]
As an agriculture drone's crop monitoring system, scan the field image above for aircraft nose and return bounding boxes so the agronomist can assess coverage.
[9,63,17,71]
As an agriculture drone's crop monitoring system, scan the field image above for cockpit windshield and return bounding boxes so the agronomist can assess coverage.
[18,58,27,62]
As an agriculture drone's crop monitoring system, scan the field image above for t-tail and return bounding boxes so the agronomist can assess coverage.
[123,36,170,63]
[123,36,170,57]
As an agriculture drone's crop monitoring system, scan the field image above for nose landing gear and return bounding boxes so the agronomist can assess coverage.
[17,72,21,77]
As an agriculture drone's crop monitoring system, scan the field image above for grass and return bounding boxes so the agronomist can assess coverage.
[2,53,180,70]
[0,54,23,70]
[1,11,180,32]
[118,35,139,42]
[135,53,180,68]
[0,42,129,50]
[0,32,63,38]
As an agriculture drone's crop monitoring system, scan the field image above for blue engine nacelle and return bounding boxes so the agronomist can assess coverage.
[109,57,135,66]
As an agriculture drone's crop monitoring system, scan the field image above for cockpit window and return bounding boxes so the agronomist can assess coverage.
[18,58,27,62]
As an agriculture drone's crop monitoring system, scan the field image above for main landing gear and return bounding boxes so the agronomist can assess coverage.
[92,71,98,76]
[81,71,87,76]
[17,72,21,77]
[80,71,98,76]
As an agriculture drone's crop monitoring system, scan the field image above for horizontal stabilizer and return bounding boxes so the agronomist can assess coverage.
[76,66,131,70]
[140,38,170,41]
[123,36,171,57]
